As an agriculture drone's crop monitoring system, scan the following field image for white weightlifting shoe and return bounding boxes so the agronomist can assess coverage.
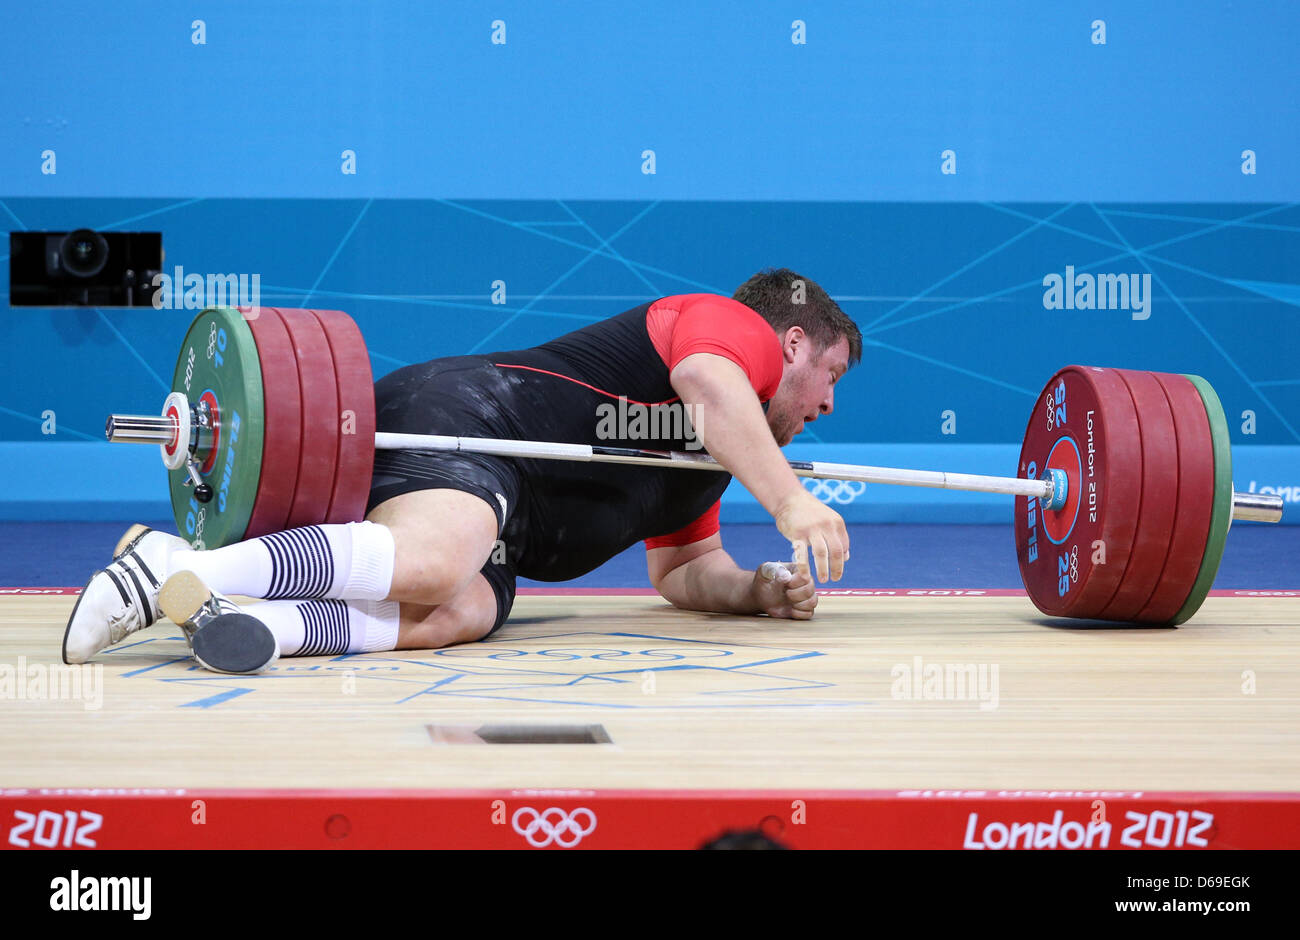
[158,570,279,675]
[62,524,189,665]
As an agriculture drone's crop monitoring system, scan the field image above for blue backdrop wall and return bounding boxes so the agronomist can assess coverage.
[2,2,1297,522]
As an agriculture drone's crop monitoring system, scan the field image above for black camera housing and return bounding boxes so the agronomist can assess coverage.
[9,229,163,307]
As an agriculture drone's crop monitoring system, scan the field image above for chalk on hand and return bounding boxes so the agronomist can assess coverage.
[759,561,793,584]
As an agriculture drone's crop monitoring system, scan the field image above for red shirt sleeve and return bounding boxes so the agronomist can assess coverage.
[642,295,781,550]
[644,499,721,550]
[646,294,784,401]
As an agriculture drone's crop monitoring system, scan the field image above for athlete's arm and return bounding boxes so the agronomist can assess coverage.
[669,352,848,582]
[646,535,818,620]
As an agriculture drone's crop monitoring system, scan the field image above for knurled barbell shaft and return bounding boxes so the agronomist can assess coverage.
[103,415,1285,523]
[377,432,1284,522]
[373,432,1285,522]
[370,431,1057,496]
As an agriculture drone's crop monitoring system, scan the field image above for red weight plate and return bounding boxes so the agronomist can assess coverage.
[279,309,340,529]
[1016,366,1142,618]
[1135,373,1215,623]
[1097,369,1180,621]
[243,307,303,539]
[310,309,375,524]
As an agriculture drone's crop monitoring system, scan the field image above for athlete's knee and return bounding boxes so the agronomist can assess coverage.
[367,489,500,605]
[395,579,499,649]
[391,544,483,605]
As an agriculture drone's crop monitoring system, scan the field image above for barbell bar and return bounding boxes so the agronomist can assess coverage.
[104,418,1281,524]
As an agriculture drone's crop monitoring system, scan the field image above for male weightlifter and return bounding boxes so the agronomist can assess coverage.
[64,268,861,674]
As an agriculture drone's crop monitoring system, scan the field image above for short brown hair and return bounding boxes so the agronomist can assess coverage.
[732,268,862,366]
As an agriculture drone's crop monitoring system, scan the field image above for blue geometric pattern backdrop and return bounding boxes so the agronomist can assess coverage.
[2,2,1296,521]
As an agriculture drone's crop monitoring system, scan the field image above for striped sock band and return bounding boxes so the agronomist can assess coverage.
[294,599,350,655]
[262,527,335,599]
[250,598,401,656]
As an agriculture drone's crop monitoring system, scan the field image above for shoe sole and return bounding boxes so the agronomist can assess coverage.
[113,523,152,560]
[159,571,276,674]
[158,570,211,626]
[192,614,278,675]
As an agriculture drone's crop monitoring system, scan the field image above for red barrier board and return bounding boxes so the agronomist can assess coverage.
[1,789,1296,850]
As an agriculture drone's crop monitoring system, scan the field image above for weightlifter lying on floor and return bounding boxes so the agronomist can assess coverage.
[63,268,861,674]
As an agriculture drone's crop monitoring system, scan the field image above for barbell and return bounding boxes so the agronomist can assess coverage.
[105,306,1283,626]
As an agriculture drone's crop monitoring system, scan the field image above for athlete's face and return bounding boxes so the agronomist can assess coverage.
[767,331,851,447]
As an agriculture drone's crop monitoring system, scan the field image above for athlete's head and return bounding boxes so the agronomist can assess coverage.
[733,268,862,446]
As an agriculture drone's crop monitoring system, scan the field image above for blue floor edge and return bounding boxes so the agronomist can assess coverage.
[4,521,1296,590]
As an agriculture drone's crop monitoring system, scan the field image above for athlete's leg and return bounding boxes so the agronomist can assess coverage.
[228,559,508,659]
[152,454,515,670]
[198,499,515,661]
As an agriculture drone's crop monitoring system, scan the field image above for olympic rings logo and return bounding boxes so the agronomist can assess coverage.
[804,478,866,504]
[511,806,598,848]
[1045,392,1056,431]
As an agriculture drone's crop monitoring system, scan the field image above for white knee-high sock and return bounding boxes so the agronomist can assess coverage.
[169,521,395,601]
[249,597,401,656]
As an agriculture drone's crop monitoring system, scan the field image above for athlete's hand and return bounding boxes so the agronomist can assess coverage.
[772,487,850,583]
[752,561,818,620]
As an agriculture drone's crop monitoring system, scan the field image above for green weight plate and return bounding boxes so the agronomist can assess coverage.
[168,308,265,549]
[1172,374,1232,624]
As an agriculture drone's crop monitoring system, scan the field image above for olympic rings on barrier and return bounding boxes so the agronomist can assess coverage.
[511,806,598,848]
[803,478,867,504]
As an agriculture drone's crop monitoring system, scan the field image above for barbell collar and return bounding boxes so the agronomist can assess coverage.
[106,413,176,445]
